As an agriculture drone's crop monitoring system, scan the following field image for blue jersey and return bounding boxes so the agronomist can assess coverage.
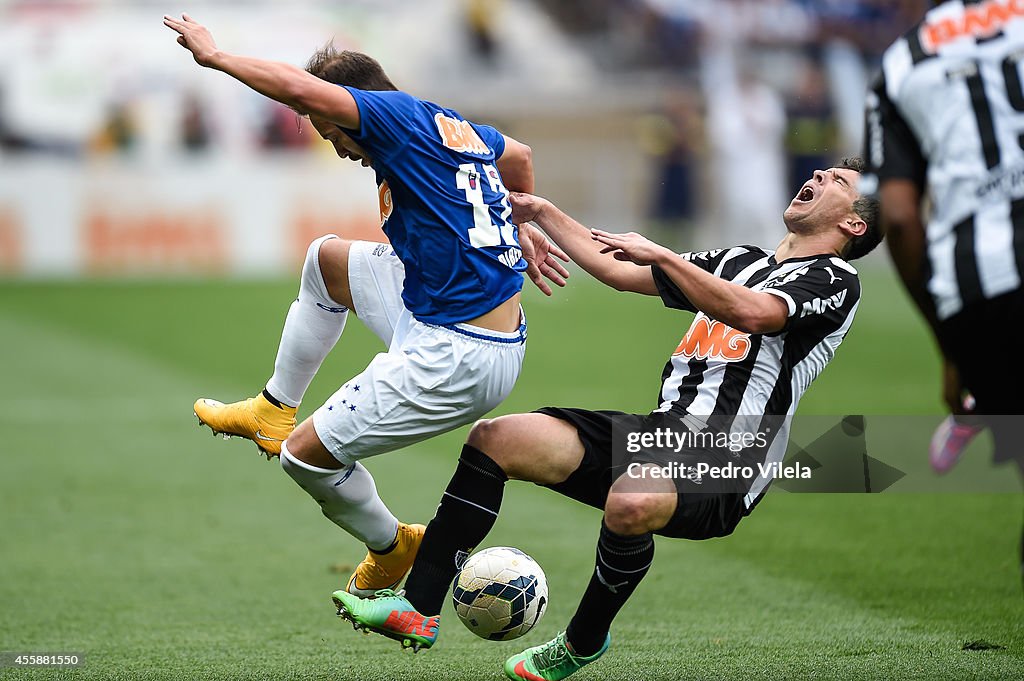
[341,88,527,326]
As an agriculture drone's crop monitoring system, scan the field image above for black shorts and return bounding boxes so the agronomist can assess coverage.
[535,407,748,540]
[938,287,1024,463]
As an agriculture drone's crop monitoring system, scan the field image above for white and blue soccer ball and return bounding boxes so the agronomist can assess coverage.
[452,546,548,641]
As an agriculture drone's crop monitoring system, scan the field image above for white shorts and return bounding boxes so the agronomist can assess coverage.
[312,240,526,465]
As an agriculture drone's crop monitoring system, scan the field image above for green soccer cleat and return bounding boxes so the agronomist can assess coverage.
[331,588,439,652]
[504,631,610,681]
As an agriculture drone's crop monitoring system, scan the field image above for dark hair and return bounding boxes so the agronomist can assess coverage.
[835,156,883,260]
[305,42,397,91]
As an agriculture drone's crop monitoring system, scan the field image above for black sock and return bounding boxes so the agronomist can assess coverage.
[403,445,508,616]
[565,523,654,657]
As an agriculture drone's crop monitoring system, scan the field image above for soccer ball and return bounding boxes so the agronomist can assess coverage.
[451,546,548,641]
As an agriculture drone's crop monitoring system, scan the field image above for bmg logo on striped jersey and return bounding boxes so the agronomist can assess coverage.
[921,0,1024,54]
[673,315,751,362]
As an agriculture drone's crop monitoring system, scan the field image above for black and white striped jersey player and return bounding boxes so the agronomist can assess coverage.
[865,0,1024,461]
[648,242,861,508]
[865,0,1024,584]
[866,0,1024,325]
[379,162,884,675]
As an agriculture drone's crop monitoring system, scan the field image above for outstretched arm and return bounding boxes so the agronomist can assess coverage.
[511,193,657,295]
[591,230,788,334]
[163,14,360,128]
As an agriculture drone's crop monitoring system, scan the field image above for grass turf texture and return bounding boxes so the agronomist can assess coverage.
[0,266,1021,680]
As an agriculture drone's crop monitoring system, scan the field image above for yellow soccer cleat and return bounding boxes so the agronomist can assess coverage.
[193,392,297,459]
[346,523,426,597]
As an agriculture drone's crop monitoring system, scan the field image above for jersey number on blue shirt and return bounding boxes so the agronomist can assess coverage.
[455,162,520,268]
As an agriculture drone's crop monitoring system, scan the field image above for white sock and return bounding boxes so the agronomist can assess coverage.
[265,235,349,407]
[280,443,399,550]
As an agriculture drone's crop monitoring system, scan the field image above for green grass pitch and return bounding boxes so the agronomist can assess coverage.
[1,266,1021,680]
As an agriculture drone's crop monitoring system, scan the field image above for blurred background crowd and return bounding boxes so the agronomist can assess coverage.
[0,0,930,276]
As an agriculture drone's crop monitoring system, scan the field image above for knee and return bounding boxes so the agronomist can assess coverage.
[308,236,352,308]
[280,441,314,489]
[467,418,501,456]
[466,418,514,474]
[282,421,344,472]
[301,234,336,271]
[311,235,345,278]
[313,234,346,265]
[604,493,664,536]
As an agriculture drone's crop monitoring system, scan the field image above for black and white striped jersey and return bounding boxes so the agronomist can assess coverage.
[865,0,1024,321]
[651,246,861,506]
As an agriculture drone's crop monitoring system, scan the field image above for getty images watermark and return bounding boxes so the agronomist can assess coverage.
[623,423,811,484]
[625,459,813,483]
[611,414,1024,494]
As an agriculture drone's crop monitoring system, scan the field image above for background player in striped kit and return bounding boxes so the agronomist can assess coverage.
[164,14,569,602]
[333,158,882,680]
[864,0,1024,575]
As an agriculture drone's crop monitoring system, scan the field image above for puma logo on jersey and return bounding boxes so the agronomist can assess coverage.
[435,114,490,154]
[799,289,848,318]
[674,316,751,362]
[921,0,1024,53]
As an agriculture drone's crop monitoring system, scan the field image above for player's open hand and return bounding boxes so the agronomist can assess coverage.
[163,14,220,67]
[519,222,570,296]
[591,229,672,267]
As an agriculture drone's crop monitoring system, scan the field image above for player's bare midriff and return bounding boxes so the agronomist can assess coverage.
[468,292,522,333]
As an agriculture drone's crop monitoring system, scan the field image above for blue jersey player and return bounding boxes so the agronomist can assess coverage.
[165,14,569,600]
